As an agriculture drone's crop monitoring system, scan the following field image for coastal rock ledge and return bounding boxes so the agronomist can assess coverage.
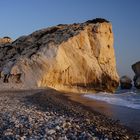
[0,18,119,92]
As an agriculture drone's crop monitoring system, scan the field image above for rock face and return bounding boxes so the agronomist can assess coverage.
[0,37,13,46]
[120,76,132,89]
[0,18,119,92]
[132,61,140,89]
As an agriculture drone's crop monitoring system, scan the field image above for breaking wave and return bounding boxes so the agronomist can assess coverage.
[84,91,140,109]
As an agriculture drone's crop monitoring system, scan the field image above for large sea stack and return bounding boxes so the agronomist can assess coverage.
[0,18,119,92]
[132,61,140,89]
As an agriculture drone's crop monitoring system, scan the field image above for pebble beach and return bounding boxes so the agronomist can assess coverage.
[0,89,139,140]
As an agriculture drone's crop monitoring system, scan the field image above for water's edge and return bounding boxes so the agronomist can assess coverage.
[64,91,140,132]
[84,91,140,110]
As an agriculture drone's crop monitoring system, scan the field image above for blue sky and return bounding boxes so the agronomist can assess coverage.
[0,0,140,77]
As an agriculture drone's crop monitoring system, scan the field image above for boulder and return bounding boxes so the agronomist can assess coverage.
[0,37,13,46]
[132,61,140,89]
[120,76,132,89]
[0,18,119,92]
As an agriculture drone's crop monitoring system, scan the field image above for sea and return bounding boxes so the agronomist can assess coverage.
[82,88,140,132]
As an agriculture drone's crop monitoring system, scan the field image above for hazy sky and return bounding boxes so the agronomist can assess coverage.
[0,0,140,78]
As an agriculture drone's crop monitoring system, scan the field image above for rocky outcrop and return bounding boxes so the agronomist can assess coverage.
[132,61,140,89]
[0,37,13,46]
[120,76,132,89]
[0,18,119,92]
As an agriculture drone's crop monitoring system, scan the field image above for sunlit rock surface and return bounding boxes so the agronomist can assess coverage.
[0,18,119,92]
[0,37,13,46]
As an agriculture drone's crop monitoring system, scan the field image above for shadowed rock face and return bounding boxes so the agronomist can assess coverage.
[0,18,119,93]
[132,61,140,89]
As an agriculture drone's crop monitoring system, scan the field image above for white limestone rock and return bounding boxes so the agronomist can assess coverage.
[0,18,119,92]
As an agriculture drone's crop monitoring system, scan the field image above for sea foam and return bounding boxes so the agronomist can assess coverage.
[84,91,140,110]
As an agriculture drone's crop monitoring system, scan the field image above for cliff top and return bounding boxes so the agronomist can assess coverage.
[0,18,112,69]
[86,18,109,24]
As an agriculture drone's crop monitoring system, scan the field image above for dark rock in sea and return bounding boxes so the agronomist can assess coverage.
[132,61,140,89]
[132,61,140,75]
[133,75,140,89]
[120,75,132,89]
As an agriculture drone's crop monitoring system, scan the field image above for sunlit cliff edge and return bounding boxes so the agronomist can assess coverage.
[0,18,119,93]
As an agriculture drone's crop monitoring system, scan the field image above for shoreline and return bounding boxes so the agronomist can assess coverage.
[0,88,139,139]
[27,89,140,139]
[63,91,140,132]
